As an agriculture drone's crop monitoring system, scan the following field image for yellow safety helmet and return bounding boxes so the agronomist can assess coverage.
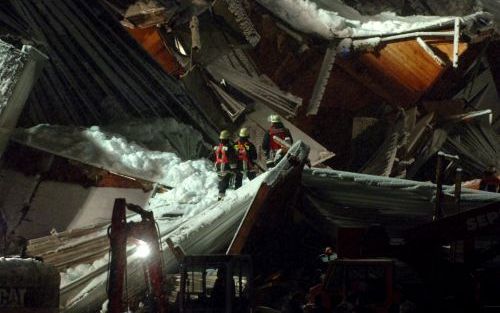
[269,114,281,123]
[239,128,249,138]
[219,130,230,140]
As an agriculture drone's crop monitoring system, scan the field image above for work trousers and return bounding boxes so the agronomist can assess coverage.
[218,172,232,197]
[235,170,256,189]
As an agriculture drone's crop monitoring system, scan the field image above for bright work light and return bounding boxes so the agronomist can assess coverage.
[135,240,151,258]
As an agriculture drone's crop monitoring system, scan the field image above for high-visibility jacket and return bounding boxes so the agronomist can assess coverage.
[213,142,237,174]
[269,127,289,151]
[480,176,500,192]
[262,123,293,159]
[234,140,257,171]
[214,143,229,165]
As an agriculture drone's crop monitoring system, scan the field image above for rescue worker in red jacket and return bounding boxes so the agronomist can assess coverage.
[213,130,237,200]
[479,166,500,192]
[234,128,258,189]
[262,114,293,168]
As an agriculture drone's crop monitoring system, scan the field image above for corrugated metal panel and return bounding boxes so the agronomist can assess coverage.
[302,168,500,236]
[0,0,218,142]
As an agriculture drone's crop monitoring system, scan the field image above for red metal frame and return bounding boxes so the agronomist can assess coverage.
[107,198,166,313]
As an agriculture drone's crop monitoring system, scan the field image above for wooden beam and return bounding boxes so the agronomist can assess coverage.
[453,17,461,68]
[226,184,271,254]
[416,37,445,67]
[307,44,337,116]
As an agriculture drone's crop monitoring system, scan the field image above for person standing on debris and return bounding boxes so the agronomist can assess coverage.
[234,128,258,189]
[479,166,500,192]
[213,130,237,200]
[319,246,338,263]
[317,246,338,276]
[262,114,293,169]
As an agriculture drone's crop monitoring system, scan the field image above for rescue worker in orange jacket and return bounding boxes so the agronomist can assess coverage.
[213,130,237,200]
[234,128,258,189]
[262,115,293,168]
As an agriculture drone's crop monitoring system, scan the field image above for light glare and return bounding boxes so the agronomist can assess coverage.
[135,240,151,258]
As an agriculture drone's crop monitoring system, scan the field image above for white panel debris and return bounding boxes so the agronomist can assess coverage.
[0,40,47,157]
[224,0,261,46]
[206,63,303,117]
[0,41,26,114]
[303,168,500,235]
[256,0,491,39]
[307,43,337,116]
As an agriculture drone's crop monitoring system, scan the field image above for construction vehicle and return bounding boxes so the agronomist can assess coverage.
[107,198,257,313]
[107,198,166,313]
[0,257,60,313]
[306,153,500,312]
[306,198,500,313]
[307,258,424,313]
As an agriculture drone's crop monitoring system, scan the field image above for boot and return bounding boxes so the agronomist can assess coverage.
[217,193,225,201]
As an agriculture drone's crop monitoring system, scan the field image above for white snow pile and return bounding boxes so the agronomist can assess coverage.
[103,118,208,160]
[60,257,109,287]
[257,0,476,39]
[12,123,217,189]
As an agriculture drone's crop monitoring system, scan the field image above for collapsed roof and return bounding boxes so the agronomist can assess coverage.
[257,0,493,39]
[0,0,219,144]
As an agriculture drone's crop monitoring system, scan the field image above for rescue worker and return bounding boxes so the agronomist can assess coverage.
[234,128,258,189]
[213,130,237,200]
[479,166,500,192]
[211,266,236,312]
[319,246,338,263]
[262,114,293,168]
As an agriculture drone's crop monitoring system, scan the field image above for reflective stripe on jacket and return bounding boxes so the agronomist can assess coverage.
[269,127,287,151]
[214,143,229,165]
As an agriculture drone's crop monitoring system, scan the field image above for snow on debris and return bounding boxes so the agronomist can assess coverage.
[60,257,109,287]
[257,0,461,39]
[102,118,208,160]
[20,122,264,290]
[60,175,263,301]
[165,171,268,245]
[0,40,27,114]
[12,123,218,190]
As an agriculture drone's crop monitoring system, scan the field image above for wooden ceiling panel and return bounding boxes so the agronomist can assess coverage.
[337,38,469,107]
[127,26,183,76]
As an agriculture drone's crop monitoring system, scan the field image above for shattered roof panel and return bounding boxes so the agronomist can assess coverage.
[0,0,217,141]
[302,168,500,236]
[257,0,492,39]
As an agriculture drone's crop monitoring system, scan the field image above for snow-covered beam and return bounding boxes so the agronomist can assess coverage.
[416,37,446,67]
[306,43,336,116]
[453,17,461,68]
[256,0,491,40]
[0,40,47,158]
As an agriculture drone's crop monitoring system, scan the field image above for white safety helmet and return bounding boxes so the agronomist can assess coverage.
[269,114,281,123]
[239,128,250,138]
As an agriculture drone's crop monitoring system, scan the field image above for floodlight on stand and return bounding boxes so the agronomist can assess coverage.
[135,240,151,258]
